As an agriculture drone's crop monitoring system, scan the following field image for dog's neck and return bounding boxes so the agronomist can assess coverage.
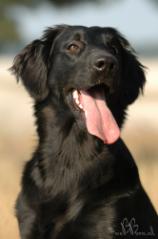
[33,101,139,200]
[35,101,102,161]
[34,101,113,195]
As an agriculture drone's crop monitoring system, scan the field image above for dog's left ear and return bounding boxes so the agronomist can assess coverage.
[119,34,146,104]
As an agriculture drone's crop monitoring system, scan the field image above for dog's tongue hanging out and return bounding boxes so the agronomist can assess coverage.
[74,88,120,144]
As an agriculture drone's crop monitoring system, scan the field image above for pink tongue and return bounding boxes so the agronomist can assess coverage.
[80,90,120,144]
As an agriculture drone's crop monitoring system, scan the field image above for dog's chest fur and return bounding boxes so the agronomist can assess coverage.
[24,103,136,239]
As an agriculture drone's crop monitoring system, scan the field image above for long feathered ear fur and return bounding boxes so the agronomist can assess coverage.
[118,33,146,104]
[10,25,67,101]
[11,40,48,101]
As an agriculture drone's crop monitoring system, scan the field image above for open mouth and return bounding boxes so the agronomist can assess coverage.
[72,84,108,111]
[72,84,120,144]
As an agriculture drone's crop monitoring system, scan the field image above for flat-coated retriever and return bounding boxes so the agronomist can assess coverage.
[11,25,158,239]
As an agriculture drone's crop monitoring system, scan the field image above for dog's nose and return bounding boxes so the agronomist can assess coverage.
[93,57,116,73]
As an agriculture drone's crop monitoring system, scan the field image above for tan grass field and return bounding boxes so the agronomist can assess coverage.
[0,57,158,239]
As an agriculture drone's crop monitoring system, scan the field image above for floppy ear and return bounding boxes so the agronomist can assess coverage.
[119,35,146,105]
[10,25,67,101]
[11,40,49,101]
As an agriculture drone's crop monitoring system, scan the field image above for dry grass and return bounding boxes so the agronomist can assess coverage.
[0,57,158,239]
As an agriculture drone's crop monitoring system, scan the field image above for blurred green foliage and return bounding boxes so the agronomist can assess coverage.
[48,0,100,6]
[0,0,102,48]
[0,0,36,6]
[0,0,35,47]
[0,14,19,43]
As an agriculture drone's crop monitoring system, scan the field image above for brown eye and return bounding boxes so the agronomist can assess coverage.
[67,43,80,54]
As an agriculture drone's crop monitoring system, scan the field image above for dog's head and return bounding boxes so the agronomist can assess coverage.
[11,25,145,144]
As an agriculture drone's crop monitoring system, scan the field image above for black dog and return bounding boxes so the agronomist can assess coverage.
[11,25,158,239]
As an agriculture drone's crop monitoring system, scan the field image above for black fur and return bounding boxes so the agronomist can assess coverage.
[11,25,158,239]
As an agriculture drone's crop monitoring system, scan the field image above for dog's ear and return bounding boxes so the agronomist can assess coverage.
[10,26,67,101]
[119,34,146,104]
[11,40,49,101]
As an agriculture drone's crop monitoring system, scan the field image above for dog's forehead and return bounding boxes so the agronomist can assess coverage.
[58,26,115,44]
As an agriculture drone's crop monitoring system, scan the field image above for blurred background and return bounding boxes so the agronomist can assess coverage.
[0,0,158,238]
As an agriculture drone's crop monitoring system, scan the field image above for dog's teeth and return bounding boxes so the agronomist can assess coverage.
[75,99,80,105]
[73,90,78,100]
[73,90,83,110]
[79,104,83,109]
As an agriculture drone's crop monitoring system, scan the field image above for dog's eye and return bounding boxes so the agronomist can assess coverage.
[67,42,80,54]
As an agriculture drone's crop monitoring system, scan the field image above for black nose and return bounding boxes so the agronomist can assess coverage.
[93,56,117,73]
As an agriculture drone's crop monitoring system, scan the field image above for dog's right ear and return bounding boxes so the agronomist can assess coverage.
[10,25,67,101]
[10,39,49,101]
